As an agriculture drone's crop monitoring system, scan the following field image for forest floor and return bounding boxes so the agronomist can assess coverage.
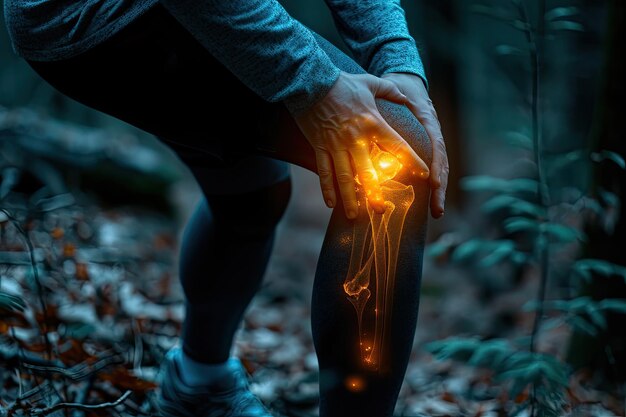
[0,164,624,417]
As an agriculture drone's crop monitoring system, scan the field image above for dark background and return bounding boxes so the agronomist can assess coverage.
[1,1,623,416]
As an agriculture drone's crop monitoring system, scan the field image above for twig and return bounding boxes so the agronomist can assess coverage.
[96,383,154,417]
[6,381,56,415]
[0,208,54,362]
[23,351,125,381]
[29,390,132,417]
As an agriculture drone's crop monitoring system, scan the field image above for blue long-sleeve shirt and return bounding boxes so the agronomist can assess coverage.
[3,0,426,113]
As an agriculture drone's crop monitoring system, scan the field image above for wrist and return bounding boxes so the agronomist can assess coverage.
[382,71,428,91]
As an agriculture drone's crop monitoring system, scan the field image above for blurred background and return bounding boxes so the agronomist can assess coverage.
[1,1,624,416]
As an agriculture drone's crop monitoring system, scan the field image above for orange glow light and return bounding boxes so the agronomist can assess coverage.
[343,143,415,371]
[345,375,366,392]
[371,148,402,184]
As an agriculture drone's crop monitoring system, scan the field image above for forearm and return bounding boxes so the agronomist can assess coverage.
[324,0,427,86]
[160,0,341,113]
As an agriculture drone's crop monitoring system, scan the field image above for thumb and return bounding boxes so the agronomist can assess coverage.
[366,75,408,105]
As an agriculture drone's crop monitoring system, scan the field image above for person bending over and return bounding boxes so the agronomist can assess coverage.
[3,0,449,416]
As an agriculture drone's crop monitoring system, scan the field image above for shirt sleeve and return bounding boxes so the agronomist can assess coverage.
[160,0,341,113]
[323,0,428,88]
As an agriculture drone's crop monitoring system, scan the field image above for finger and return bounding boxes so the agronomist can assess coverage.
[371,116,430,178]
[403,92,449,218]
[365,75,408,105]
[430,159,449,219]
[407,103,445,187]
[349,141,385,213]
[315,149,337,208]
[429,136,448,190]
[332,150,359,219]
[416,112,449,217]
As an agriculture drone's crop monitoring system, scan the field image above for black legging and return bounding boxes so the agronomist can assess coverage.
[28,5,431,416]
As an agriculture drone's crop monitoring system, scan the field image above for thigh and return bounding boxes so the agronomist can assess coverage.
[185,155,290,196]
[28,4,253,159]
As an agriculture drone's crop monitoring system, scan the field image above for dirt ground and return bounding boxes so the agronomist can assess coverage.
[0,165,622,417]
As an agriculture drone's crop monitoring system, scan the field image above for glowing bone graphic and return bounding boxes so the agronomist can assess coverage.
[343,143,415,370]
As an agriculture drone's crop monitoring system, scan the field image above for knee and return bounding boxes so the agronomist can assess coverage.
[375,98,433,171]
[374,99,432,222]
[311,31,431,168]
[207,177,292,240]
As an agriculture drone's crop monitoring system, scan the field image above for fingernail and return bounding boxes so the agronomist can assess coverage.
[327,199,334,208]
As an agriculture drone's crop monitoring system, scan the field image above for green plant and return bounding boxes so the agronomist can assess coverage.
[425,1,626,416]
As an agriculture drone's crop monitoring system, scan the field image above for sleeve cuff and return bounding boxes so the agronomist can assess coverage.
[368,38,428,90]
